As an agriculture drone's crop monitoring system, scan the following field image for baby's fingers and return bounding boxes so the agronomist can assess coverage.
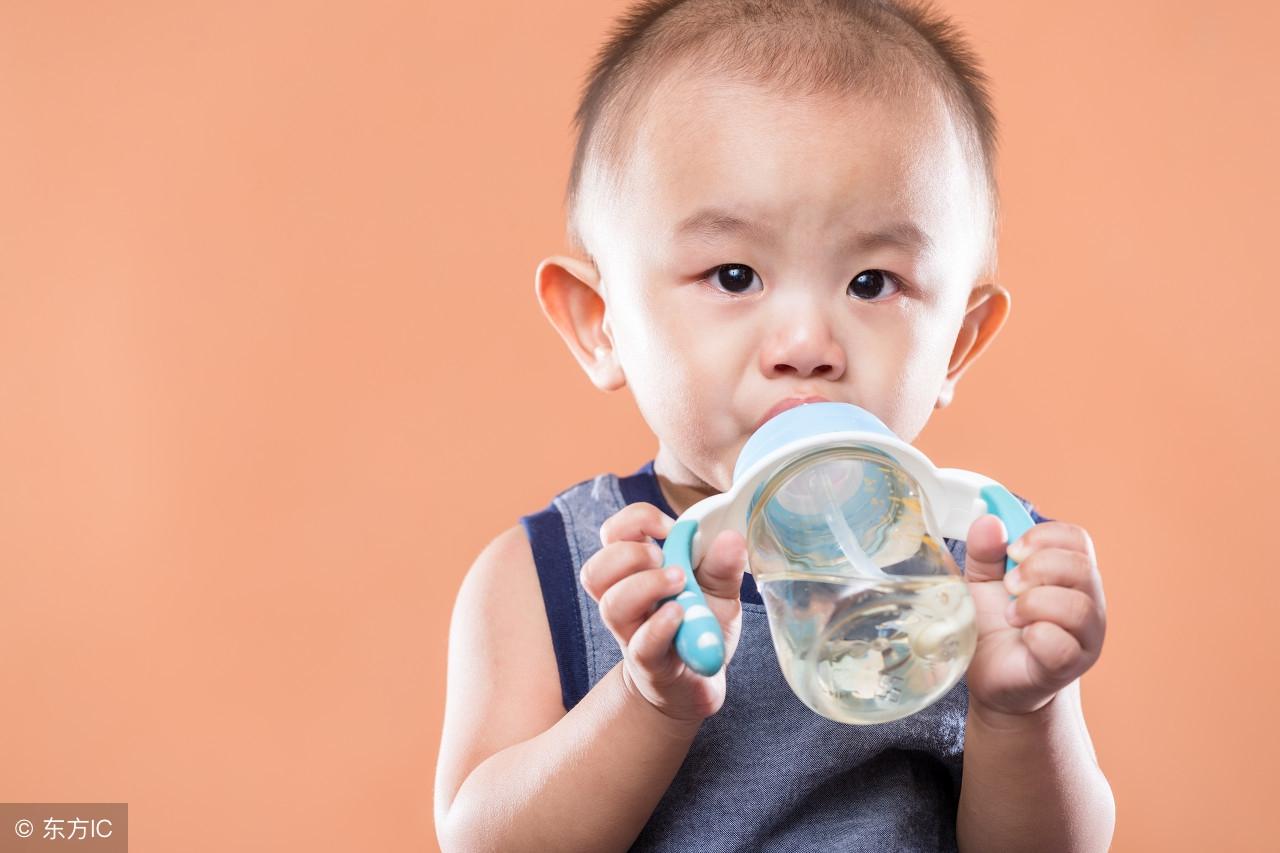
[1020,622,1087,687]
[1006,585,1105,659]
[600,502,674,547]
[629,601,685,683]
[1003,547,1101,600]
[694,529,747,602]
[580,541,665,602]
[599,566,686,644]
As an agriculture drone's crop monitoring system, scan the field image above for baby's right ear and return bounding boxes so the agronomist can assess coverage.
[534,255,626,392]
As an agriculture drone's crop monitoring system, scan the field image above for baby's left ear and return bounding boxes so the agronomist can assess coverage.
[935,283,1011,409]
[534,254,627,392]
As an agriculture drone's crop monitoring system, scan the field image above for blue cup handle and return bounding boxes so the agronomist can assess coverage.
[660,520,726,676]
[978,484,1036,573]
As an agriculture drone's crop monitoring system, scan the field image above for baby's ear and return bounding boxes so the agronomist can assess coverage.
[935,283,1011,409]
[534,255,626,392]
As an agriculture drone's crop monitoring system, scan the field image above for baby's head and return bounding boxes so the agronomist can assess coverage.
[537,0,1012,506]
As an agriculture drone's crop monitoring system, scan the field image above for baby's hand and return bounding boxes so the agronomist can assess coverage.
[960,515,1107,719]
[580,502,747,723]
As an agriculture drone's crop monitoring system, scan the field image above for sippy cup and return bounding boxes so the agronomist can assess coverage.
[658,401,1034,725]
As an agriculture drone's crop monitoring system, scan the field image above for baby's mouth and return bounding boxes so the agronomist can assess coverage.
[754,395,832,431]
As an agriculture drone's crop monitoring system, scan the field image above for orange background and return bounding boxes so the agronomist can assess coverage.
[1,1,1276,850]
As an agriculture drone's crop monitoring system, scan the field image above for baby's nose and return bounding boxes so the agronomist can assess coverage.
[759,307,847,380]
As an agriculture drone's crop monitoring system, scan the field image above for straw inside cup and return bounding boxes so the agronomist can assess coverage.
[807,465,893,582]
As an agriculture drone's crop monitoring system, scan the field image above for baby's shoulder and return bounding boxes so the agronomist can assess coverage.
[448,522,561,704]
[457,523,539,611]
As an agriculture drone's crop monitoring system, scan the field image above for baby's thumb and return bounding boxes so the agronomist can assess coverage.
[695,530,748,600]
[963,514,1010,584]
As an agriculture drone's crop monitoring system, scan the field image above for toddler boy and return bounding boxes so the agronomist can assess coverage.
[436,1,1115,850]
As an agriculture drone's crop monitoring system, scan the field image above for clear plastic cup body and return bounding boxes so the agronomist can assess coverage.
[747,445,976,724]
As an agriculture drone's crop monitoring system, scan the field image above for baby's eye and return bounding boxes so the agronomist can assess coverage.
[705,263,762,295]
[848,270,901,301]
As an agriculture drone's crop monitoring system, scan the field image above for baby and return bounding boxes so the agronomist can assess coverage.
[436,1,1115,850]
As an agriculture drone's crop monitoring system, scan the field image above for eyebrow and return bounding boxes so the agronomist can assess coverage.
[672,207,935,254]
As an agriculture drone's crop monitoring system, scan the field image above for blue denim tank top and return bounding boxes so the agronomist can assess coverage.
[519,459,1048,852]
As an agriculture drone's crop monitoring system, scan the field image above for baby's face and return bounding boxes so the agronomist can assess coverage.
[579,71,1000,500]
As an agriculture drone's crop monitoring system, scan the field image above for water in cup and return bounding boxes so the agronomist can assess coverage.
[747,447,977,724]
[757,570,975,723]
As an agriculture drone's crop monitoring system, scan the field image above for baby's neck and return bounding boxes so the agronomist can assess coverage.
[652,447,722,517]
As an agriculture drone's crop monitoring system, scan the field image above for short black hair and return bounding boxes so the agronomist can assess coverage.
[565,0,1000,276]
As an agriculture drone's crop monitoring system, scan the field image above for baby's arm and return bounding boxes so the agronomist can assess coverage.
[958,680,1115,852]
[955,516,1116,851]
[434,506,746,852]
[433,525,696,852]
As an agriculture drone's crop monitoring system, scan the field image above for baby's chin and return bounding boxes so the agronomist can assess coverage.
[654,443,731,492]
